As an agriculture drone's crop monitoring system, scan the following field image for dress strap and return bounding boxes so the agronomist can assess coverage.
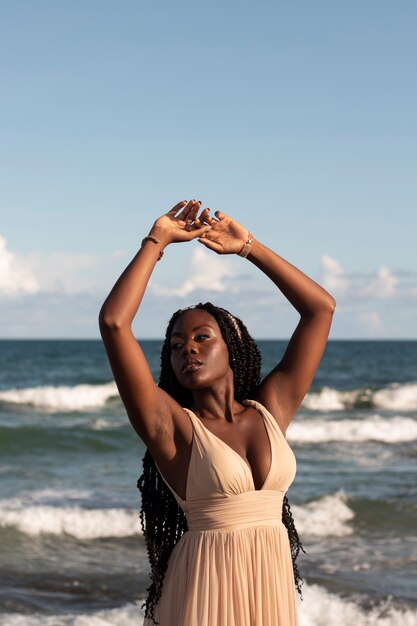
[243,399,287,440]
[182,406,212,436]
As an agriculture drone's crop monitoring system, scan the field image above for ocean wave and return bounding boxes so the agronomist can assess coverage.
[303,383,417,411]
[0,488,92,509]
[0,505,139,539]
[303,387,361,410]
[293,491,354,537]
[373,383,417,411]
[90,418,126,430]
[0,604,142,626]
[2,380,416,413]
[297,583,417,626]
[1,585,416,626]
[0,492,354,540]
[0,382,119,411]
[288,415,417,443]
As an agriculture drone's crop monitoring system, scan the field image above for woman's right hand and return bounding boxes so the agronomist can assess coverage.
[149,199,210,245]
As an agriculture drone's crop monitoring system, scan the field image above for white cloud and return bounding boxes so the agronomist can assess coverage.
[27,251,98,293]
[151,247,239,297]
[358,311,384,331]
[320,256,405,302]
[363,265,398,299]
[0,234,101,297]
[112,250,128,259]
[320,255,350,297]
[1,235,416,338]
[0,236,39,296]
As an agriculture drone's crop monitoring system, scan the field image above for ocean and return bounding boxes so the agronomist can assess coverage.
[0,339,416,625]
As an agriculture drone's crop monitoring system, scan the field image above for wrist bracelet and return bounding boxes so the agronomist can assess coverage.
[237,232,254,258]
[141,236,164,261]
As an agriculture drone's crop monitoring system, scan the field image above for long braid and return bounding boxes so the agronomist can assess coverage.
[137,303,305,623]
[282,494,306,597]
[137,450,188,624]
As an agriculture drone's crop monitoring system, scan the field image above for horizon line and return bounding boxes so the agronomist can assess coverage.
[1,337,416,342]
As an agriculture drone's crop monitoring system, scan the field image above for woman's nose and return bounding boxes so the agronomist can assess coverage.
[182,340,197,354]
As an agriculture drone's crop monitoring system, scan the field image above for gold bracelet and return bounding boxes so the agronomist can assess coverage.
[141,236,164,260]
[237,232,254,258]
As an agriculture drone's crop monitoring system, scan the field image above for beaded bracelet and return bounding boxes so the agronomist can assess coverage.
[141,236,164,261]
[237,232,254,258]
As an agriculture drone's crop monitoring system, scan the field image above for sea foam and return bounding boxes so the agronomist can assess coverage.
[1,488,92,509]
[0,382,119,411]
[1,584,416,626]
[1,380,416,413]
[0,505,139,539]
[0,493,354,539]
[303,382,417,412]
[373,383,417,411]
[287,415,417,443]
[303,387,361,410]
[297,583,417,626]
[292,491,355,537]
[0,604,143,626]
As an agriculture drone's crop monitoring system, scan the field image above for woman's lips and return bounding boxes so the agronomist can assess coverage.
[182,360,202,373]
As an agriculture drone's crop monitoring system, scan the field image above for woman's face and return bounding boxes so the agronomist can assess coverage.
[170,309,232,390]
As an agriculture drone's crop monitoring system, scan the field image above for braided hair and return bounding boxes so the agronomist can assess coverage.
[137,302,305,624]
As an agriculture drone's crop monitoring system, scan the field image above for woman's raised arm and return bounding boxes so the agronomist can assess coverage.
[197,210,335,434]
[99,200,209,443]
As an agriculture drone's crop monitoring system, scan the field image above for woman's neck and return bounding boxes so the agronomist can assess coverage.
[190,374,239,422]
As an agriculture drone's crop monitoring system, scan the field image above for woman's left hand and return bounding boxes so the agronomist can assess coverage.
[194,210,250,255]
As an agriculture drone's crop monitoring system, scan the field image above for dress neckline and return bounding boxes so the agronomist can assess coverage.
[186,401,273,492]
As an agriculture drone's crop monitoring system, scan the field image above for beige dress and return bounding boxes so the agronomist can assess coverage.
[144,399,298,626]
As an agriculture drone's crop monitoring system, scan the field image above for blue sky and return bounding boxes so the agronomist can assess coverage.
[1,1,416,338]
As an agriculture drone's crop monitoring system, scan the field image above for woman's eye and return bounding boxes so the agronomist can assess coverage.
[171,343,183,350]
[196,334,209,341]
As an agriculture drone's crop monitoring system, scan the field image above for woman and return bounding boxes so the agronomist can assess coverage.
[99,199,335,626]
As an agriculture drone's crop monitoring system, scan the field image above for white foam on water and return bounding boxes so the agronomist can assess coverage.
[31,488,92,501]
[298,583,417,626]
[288,415,417,443]
[373,383,417,411]
[0,505,139,539]
[0,492,355,540]
[0,604,143,626]
[303,382,417,412]
[1,586,416,626]
[1,380,415,413]
[293,491,355,537]
[0,489,92,509]
[91,418,126,430]
[303,387,361,410]
[0,382,119,411]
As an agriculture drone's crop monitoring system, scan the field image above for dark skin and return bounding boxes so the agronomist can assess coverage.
[99,200,335,501]
[169,308,273,492]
